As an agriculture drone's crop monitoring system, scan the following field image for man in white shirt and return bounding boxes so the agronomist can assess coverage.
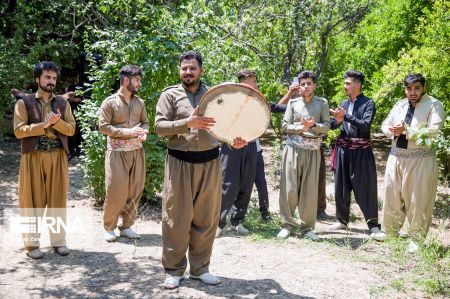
[381,73,445,251]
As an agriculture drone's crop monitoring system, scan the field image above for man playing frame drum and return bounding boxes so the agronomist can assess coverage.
[155,51,247,289]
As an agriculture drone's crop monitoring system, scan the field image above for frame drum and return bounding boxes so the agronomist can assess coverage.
[198,83,270,143]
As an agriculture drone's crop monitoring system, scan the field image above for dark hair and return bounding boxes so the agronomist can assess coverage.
[298,70,317,84]
[34,61,60,79]
[237,69,257,82]
[179,51,203,67]
[404,73,426,87]
[344,70,365,85]
[119,65,143,85]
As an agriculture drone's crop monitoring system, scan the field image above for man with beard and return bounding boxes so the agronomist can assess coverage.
[13,61,76,259]
[155,51,247,289]
[277,70,330,240]
[99,65,149,242]
[329,70,386,240]
[381,73,445,252]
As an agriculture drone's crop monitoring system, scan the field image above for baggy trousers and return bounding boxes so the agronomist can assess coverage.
[382,154,438,238]
[317,147,327,212]
[18,149,68,251]
[255,150,269,213]
[219,142,257,229]
[334,146,380,229]
[279,145,320,231]
[162,155,221,276]
[103,148,145,231]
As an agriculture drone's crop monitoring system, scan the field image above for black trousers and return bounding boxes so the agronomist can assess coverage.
[219,142,257,228]
[254,150,269,213]
[334,146,380,229]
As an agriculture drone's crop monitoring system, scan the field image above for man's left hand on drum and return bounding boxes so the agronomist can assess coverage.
[186,106,216,129]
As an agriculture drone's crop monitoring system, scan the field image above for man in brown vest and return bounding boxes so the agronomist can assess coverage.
[99,65,149,242]
[13,61,76,259]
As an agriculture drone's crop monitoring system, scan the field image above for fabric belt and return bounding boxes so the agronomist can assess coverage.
[331,137,371,171]
[168,147,219,164]
[390,147,435,158]
[36,137,63,152]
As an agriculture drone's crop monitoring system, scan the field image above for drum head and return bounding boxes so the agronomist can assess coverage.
[199,83,270,143]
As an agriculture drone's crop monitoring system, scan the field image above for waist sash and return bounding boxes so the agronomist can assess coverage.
[168,147,219,164]
[331,137,371,171]
[390,147,435,158]
[36,137,63,152]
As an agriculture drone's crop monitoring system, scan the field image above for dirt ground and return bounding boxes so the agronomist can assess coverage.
[0,135,448,299]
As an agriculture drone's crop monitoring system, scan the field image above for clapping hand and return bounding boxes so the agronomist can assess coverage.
[301,117,316,130]
[43,109,61,128]
[389,122,405,137]
[330,106,345,123]
[128,126,149,140]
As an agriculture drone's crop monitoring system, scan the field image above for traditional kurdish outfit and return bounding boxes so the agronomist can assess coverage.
[279,96,330,231]
[331,93,380,229]
[381,94,445,238]
[155,83,221,277]
[14,91,75,251]
[218,141,257,229]
[99,90,149,232]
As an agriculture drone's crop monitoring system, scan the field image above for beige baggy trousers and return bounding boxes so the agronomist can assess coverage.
[18,149,68,251]
[162,155,221,277]
[382,154,438,238]
[279,145,320,232]
[103,148,145,231]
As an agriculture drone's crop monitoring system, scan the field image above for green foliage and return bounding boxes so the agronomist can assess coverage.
[77,0,189,204]
[0,0,82,137]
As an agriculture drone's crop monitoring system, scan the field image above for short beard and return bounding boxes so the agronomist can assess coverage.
[39,83,54,93]
[182,77,198,87]
[127,82,138,96]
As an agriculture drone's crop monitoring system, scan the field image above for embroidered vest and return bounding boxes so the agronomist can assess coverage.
[20,94,69,153]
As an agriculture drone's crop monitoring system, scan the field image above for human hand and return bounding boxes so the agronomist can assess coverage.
[230,137,248,149]
[301,117,316,129]
[186,106,215,129]
[137,133,148,142]
[128,126,149,137]
[43,109,61,128]
[288,83,300,97]
[330,106,345,122]
[389,122,405,137]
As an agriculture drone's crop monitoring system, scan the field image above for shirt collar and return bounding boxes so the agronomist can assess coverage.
[35,90,56,101]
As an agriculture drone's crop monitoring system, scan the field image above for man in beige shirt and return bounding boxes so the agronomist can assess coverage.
[99,65,149,242]
[277,70,330,240]
[381,73,445,252]
[14,61,76,259]
[155,51,246,289]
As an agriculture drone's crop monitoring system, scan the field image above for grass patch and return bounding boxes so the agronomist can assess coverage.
[383,234,450,297]
[391,278,406,291]
[243,200,282,240]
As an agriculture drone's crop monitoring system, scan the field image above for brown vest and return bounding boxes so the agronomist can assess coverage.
[20,94,69,153]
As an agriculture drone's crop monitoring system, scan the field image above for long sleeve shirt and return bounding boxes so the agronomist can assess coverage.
[155,83,219,151]
[330,93,375,139]
[282,96,330,137]
[381,94,445,150]
[14,91,76,139]
[98,91,149,139]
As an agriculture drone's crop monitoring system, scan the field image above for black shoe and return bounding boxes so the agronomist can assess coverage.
[317,210,329,220]
[261,212,272,223]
